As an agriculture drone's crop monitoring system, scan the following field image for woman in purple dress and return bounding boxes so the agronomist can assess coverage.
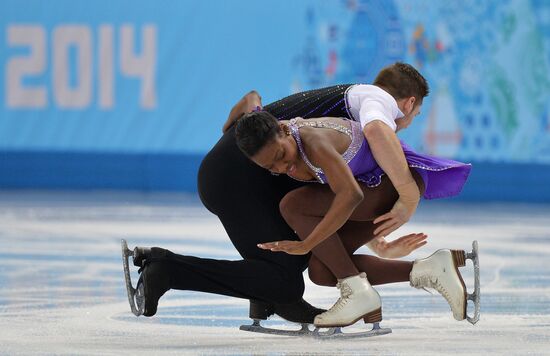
[235,111,472,328]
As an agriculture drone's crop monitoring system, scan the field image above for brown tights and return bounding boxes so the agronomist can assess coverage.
[279,171,425,287]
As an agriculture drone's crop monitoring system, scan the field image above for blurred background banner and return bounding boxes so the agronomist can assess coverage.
[2,0,550,200]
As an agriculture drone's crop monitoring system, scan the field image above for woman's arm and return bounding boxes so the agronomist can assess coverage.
[299,140,364,251]
[222,90,262,133]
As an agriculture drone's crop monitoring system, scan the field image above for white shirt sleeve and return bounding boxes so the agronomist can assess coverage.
[358,98,398,132]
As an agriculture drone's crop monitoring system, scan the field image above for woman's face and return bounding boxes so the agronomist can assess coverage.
[251,127,299,175]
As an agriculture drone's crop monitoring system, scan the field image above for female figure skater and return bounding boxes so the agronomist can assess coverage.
[234,111,471,327]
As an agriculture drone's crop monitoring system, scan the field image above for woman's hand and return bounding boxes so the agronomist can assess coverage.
[372,233,427,259]
[257,240,311,255]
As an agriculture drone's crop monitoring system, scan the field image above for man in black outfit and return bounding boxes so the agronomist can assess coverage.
[133,85,354,322]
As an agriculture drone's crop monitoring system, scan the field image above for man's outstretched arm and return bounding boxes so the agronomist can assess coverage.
[366,232,427,258]
[222,90,262,133]
[363,121,421,238]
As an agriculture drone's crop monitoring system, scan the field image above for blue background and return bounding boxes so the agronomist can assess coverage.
[2,0,550,201]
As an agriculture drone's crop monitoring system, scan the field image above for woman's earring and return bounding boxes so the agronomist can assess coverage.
[270,172,280,176]
[283,126,291,136]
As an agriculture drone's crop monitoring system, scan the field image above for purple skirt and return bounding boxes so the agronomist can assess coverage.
[349,141,471,200]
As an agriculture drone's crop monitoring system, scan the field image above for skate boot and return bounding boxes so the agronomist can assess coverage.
[274,299,326,324]
[247,299,325,324]
[240,299,325,336]
[132,246,152,267]
[410,249,467,321]
[248,299,275,321]
[314,272,382,328]
[136,255,171,317]
[121,240,171,317]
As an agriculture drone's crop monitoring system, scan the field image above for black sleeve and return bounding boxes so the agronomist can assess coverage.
[263,84,354,120]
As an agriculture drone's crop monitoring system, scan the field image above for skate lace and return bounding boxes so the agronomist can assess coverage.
[326,282,353,313]
[416,275,453,306]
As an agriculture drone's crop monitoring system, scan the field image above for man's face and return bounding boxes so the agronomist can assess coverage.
[396,100,422,132]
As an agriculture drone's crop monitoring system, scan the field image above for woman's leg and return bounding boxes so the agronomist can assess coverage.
[279,194,360,280]
[308,221,414,286]
[280,171,424,286]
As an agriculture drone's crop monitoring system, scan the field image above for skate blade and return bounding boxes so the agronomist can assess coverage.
[121,239,144,316]
[465,240,480,325]
[240,319,311,336]
[239,319,391,339]
[312,322,392,339]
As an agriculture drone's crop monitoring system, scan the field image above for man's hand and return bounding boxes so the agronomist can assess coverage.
[222,91,262,133]
[257,240,311,255]
[372,233,427,259]
[373,197,417,238]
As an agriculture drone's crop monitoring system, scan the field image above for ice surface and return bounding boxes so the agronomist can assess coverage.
[1,191,549,355]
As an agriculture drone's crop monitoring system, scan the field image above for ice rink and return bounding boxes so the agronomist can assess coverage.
[1,191,549,355]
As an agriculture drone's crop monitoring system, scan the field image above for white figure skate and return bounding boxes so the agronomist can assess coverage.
[312,273,391,338]
[239,297,390,339]
[410,240,480,324]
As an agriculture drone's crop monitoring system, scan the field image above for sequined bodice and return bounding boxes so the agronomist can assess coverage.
[288,118,365,183]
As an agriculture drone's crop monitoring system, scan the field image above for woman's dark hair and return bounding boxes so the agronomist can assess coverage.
[235,111,281,157]
[373,62,429,105]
